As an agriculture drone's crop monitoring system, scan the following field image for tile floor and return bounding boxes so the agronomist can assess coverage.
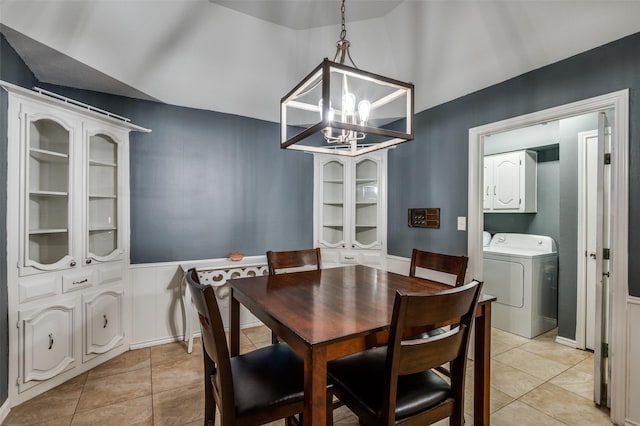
[2,326,612,426]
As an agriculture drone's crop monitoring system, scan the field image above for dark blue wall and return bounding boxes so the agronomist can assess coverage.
[388,32,640,303]
[0,33,38,409]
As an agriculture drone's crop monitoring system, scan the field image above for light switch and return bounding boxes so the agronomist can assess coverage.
[457,216,466,231]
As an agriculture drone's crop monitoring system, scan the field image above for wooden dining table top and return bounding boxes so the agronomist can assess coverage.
[229,264,493,347]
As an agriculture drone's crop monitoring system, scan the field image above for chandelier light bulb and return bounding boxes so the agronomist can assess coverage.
[358,100,371,125]
[342,92,356,116]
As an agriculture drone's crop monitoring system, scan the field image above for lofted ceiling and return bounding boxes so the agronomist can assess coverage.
[2,0,640,123]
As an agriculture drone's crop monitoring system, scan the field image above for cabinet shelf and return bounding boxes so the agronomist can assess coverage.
[30,148,69,162]
[355,178,377,184]
[89,159,117,167]
[323,179,344,184]
[29,228,68,235]
[89,226,117,232]
[323,202,343,206]
[89,194,117,199]
[355,201,376,205]
[355,224,377,228]
[323,224,344,228]
[30,191,68,197]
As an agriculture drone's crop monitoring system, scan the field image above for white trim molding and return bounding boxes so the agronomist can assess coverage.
[626,297,640,425]
[468,89,629,425]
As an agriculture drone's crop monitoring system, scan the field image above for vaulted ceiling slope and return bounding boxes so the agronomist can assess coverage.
[2,0,640,123]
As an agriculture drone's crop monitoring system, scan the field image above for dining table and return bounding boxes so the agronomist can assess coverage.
[228,264,496,426]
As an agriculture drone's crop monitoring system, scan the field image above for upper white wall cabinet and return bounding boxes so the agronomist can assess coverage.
[1,80,150,406]
[484,150,537,213]
[313,151,387,267]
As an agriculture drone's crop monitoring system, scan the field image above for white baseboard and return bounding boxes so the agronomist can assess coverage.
[0,398,10,424]
[555,335,577,348]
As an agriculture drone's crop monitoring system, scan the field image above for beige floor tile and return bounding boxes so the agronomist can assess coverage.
[549,367,594,400]
[492,327,530,346]
[464,384,514,415]
[70,395,153,426]
[150,340,201,367]
[75,367,151,413]
[490,328,529,356]
[490,359,544,399]
[520,382,612,425]
[534,328,559,343]
[151,350,203,394]
[494,347,569,381]
[491,401,565,426]
[243,325,273,345]
[519,339,590,367]
[574,353,595,374]
[87,348,150,380]
[152,383,205,426]
[3,374,86,425]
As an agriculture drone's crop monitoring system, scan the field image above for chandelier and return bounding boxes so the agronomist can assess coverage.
[280,0,414,157]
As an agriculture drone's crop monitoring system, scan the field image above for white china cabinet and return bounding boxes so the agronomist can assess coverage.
[2,81,150,405]
[313,151,387,267]
[483,150,537,213]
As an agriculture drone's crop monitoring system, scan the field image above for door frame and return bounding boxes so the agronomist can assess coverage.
[467,90,629,424]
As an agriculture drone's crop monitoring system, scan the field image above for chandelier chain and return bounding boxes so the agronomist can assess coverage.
[340,0,347,41]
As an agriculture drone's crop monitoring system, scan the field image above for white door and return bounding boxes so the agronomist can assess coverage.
[493,153,520,210]
[594,112,611,407]
[579,130,599,351]
[483,157,493,210]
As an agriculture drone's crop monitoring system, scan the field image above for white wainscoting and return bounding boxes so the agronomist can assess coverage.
[627,297,640,425]
[129,256,266,349]
[0,399,10,425]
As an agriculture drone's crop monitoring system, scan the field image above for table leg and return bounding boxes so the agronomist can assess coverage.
[303,348,328,426]
[474,303,492,426]
[230,289,240,357]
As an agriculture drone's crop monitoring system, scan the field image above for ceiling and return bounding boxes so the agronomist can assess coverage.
[2,0,640,123]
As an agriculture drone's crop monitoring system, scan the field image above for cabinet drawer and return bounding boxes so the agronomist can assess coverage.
[340,252,360,264]
[62,270,96,293]
[19,276,59,304]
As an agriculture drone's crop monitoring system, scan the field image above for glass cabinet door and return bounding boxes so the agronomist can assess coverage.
[320,160,345,247]
[86,133,120,261]
[353,158,379,248]
[25,118,73,270]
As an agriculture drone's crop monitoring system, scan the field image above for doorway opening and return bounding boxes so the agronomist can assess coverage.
[467,90,628,424]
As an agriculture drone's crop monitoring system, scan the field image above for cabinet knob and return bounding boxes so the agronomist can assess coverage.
[48,333,54,350]
[103,314,108,328]
[86,259,92,264]
[70,260,77,267]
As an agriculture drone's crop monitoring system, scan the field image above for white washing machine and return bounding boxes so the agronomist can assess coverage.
[483,233,558,338]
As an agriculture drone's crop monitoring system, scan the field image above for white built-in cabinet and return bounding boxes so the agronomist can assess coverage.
[2,80,149,405]
[484,150,537,213]
[313,151,387,267]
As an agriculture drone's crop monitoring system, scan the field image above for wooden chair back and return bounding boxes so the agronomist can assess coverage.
[383,280,483,424]
[409,249,469,286]
[266,248,321,275]
[185,269,236,424]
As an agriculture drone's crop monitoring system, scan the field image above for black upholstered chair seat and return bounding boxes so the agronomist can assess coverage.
[328,346,451,420]
[228,343,305,417]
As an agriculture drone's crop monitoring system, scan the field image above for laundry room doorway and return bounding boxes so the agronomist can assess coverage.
[467,90,628,423]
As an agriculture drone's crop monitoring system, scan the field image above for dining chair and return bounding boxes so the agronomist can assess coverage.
[409,249,469,287]
[327,280,483,426]
[266,247,322,275]
[266,247,321,343]
[186,268,319,426]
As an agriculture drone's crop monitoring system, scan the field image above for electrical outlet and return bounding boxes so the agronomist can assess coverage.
[457,216,466,231]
